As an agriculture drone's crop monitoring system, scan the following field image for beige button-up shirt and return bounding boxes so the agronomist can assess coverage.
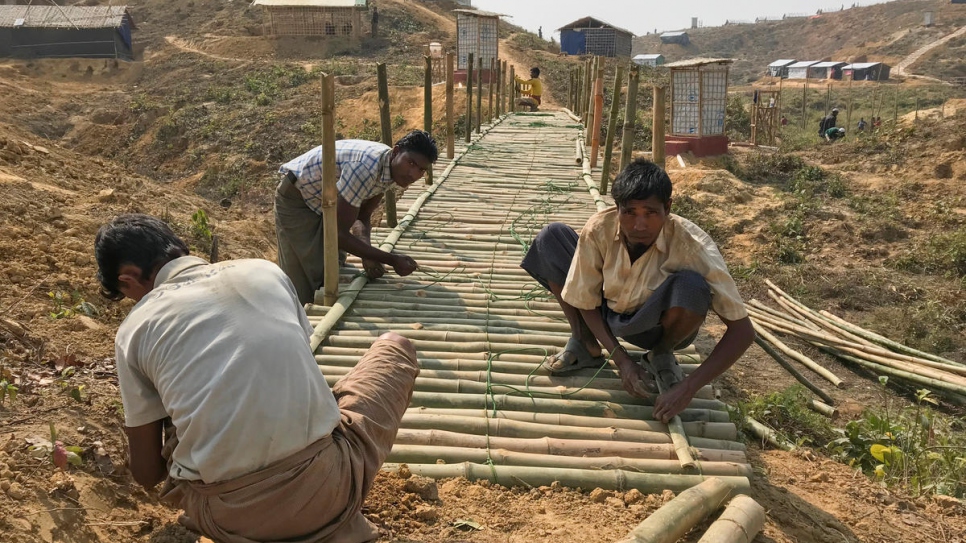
[561,208,748,322]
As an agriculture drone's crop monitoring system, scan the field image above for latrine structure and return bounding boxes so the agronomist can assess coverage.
[664,58,733,157]
[253,0,367,38]
[454,8,500,84]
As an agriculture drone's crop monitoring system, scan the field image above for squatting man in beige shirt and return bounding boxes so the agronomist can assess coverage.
[521,159,755,422]
[95,214,419,543]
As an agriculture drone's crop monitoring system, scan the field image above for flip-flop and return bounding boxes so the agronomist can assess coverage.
[542,337,606,375]
[645,351,684,392]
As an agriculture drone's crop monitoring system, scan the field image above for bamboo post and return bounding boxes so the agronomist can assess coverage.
[376,63,397,227]
[488,57,494,123]
[568,69,574,111]
[620,64,640,171]
[915,95,919,121]
[509,65,516,113]
[751,323,844,387]
[320,73,339,306]
[751,96,758,145]
[445,52,454,159]
[615,478,736,543]
[465,53,473,143]
[502,60,508,115]
[600,64,624,194]
[590,64,604,167]
[423,56,434,185]
[696,495,766,543]
[582,58,593,123]
[894,84,899,124]
[475,55,483,133]
[753,335,835,405]
[495,58,502,118]
[801,81,807,130]
[825,83,831,115]
[585,57,598,145]
[652,85,666,168]
[576,65,583,117]
[742,414,796,451]
[809,400,837,418]
[846,75,853,131]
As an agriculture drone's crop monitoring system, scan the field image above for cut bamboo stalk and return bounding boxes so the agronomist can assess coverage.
[475,55,483,133]
[376,62,397,227]
[395,414,740,451]
[742,415,795,451]
[818,309,962,367]
[382,463,751,496]
[393,429,745,462]
[408,391,732,422]
[614,478,736,543]
[590,64,604,168]
[424,55,434,185]
[446,52,454,159]
[766,288,875,346]
[652,85,666,169]
[619,64,640,171]
[653,364,697,469]
[387,445,752,477]
[696,495,765,543]
[753,335,835,405]
[600,64,624,195]
[809,399,837,418]
[751,321,844,387]
[465,52,473,143]
[575,138,583,164]
[746,300,813,330]
[403,407,738,440]
[819,347,966,398]
[320,72,339,307]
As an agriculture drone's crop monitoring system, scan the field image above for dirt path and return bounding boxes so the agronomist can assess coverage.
[895,23,966,77]
[163,35,252,64]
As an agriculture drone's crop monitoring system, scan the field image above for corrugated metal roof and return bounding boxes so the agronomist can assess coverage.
[664,57,732,67]
[661,31,688,37]
[843,62,884,69]
[453,9,504,18]
[634,54,663,59]
[813,61,846,68]
[788,60,820,68]
[557,16,634,36]
[768,59,796,67]
[0,5,132,29]
[253,0,367,6]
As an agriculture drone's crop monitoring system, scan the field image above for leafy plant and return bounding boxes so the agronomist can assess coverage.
[48,291,98,320]
[191,209,213,242]
[0,368,17,405]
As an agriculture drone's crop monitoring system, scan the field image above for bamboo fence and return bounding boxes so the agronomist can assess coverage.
[310,111,751,494]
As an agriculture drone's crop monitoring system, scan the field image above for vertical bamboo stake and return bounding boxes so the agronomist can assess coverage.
[652,85,666,168]
[582,59,593,122]
[376,63,397,227]
[568,69,574,111]
[801,81,807,130]
[825,83,831,116]
[620,64,640,171]
[751,94,759,145]
[502,60,508,114]
[465,53,473,143]
[487,58,494,123]
[495,58,502,118]
[475,55,483,133]
[846,75,853,131]
[320,73,339,306]
[915,95,919,121]
[600,64,624,195]
[894,83,899,124]
[585,57,597,145]
[445,52,454,159]
[575,65,583,117]
[778,76,784,129]
[509,65,516,113]
[424,56,434,185]
[590,64,604,167]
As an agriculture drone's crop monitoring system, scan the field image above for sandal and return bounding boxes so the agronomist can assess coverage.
[645,351,684,392]
[542,337,606,375]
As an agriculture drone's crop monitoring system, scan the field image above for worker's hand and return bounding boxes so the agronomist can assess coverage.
[391,254,418,276]
[616,358,656,399]
[653,383,693,424]
[362,259,386,280]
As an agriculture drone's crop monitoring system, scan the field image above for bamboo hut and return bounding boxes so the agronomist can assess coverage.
[558,16,633,57]
[253,0,367,38]
[0,5,136,60]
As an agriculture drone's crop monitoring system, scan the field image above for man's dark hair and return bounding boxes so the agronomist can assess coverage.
[395,130,439,163]
[94,214,190,301]
[530,67,540,78]
[610,158,673,207]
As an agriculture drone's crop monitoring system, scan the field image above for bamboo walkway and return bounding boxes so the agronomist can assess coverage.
[306,111,751,495]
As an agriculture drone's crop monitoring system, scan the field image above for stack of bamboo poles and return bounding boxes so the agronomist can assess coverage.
[748,280,966,407]
[307,112,752,494]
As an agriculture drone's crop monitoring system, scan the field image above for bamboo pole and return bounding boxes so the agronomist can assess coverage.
[445,52,454,159]
[582,58,593,122]
[809,399,837,418]
[620,64,640,171]
[320,73,339,306]
[751,321,844,387]
[614,478,736,543]
[696,495,766,543]
[383,463,751,496]
[600,64,623,194]
[424,56,434,185]
[495,58,502,118]
[817,309,962,366]
[509,65,515,113]
[388,445,752,477]
[575,138,583,164]
[752,335,835,405]
[652,85,666,168]
[585,57,597,145]
[743,415,795,451]
[801,80,807,130]
[820,347,966,399]
[376,63,397,227]
[476,55,483,133]
[502,60,508,115]
[590,63,604,168]
[576,65,583,117]
[465,53,473,143]
[488,57,494,123]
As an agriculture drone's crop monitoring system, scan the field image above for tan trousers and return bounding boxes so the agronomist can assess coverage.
[274,176,326,306]
[161,338,420,543]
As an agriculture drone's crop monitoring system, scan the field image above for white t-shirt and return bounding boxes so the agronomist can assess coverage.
[115,256,341,483]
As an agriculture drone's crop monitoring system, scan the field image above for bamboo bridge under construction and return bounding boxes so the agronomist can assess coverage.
[305,111,752,497]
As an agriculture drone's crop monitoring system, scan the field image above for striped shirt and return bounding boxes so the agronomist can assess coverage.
[279,140,394,213]
[561,209,748,321]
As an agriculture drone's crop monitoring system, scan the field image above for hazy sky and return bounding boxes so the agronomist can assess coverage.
[470,0,894,37]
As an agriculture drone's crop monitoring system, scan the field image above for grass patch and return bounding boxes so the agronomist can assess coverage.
[740,385,838,448]
[890,226,966,279]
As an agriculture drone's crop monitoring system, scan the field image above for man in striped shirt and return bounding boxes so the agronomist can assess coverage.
[275,130,438,305]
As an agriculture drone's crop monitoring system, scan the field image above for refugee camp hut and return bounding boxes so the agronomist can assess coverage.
[558,16,633,57]
[768,59,796,78]
[787,60,819,79]
[253,0,367,38]
[632,53,664,66]
[454,8,501,84]
[812,61,846,79]
[660,31,690,45]
[843,62,890,81]
[0,5,135,60]
[664,58,732,157]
